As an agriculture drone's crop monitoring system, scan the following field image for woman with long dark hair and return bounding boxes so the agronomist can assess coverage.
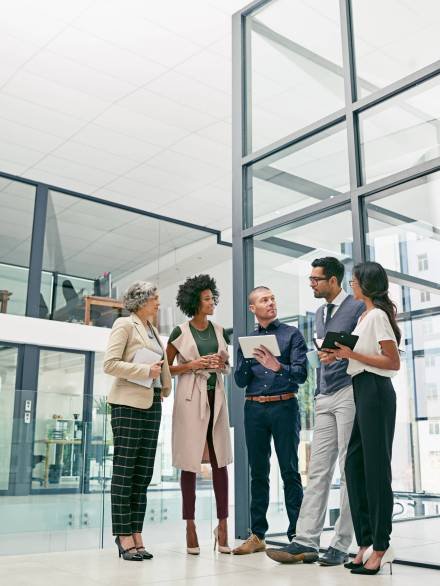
[331,262,400,575]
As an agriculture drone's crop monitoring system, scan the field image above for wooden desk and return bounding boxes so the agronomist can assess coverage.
[36,438,112,487]
[37,438,82,487]
[0,289,12,313]
[84,296,124,325]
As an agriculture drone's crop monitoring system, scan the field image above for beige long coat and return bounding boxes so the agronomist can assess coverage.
[170,321,233,473]
[103,314,172,409]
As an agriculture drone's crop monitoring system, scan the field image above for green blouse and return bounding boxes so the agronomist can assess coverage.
[169,322,230,389]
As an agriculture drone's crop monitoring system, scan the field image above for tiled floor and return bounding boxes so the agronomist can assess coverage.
[0,539,438,586]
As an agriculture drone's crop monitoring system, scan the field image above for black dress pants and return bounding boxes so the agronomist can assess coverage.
[345,371,396,551]
[244,396,303,540]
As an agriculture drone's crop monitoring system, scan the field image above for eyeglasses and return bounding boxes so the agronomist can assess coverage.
[308,277,329,285]
[348,280,359,287]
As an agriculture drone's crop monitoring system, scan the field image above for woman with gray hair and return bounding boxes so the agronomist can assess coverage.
[104,281,172,561]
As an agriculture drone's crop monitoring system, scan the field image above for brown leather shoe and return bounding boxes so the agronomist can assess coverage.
[266,547,318,564]
[233,534,266,555]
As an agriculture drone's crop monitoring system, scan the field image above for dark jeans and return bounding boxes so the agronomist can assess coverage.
[244,396,303,540]
[345,371,396,551]
[181,388,228,520]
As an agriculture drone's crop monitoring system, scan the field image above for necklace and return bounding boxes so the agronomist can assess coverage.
[145,323,155,339]
[191,322,212,341]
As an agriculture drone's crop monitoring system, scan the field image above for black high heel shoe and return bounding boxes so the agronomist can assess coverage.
[350,547,394,576]
[136,547,153,560]
[344,546,372,570]
[115,536,143,561]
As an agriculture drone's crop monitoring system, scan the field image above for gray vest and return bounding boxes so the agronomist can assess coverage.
[316,295,364,396]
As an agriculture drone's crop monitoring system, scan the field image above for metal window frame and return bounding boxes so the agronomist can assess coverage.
[232,0,440,567]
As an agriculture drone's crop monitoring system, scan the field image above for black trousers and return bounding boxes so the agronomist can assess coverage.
[345,371,396,551]
[110,391,162,536]
[244,396,303,540]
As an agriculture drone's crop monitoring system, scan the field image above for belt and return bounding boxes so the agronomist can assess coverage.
[246,392,296,403]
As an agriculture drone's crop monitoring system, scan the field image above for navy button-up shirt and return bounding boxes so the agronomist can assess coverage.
[234,319,308,396]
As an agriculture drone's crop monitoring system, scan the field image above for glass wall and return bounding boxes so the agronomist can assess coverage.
[351,0,440,97]
[246,123,349,227]
[32,350,87,492]
[0,178,35,317]
[247,0,345,151]
[41,190,211,328]
[234,0,440,568]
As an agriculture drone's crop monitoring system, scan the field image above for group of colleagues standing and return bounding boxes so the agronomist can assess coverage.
[103,257,400,576]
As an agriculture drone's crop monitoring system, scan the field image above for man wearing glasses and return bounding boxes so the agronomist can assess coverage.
[267,257,364,566]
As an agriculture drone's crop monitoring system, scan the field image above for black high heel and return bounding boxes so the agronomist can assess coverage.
[350,547,394,576]
[344,546,372,570]
[136,547,153,560]
[115,536,143,561]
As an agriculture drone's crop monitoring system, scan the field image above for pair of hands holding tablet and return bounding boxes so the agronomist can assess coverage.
[314,332,359,364]
[239,335,282,371]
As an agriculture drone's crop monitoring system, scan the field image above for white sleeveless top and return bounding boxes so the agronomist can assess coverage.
[347,308,398,378]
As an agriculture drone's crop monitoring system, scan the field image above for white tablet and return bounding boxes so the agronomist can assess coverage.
[238,334,281,359]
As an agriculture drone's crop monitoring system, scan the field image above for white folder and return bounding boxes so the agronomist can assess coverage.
[127,347,162,388]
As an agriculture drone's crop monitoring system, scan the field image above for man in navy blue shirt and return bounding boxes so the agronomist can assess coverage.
[233,286,308,555]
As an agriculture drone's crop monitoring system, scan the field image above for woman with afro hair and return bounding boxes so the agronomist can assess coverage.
[166,274,233,555]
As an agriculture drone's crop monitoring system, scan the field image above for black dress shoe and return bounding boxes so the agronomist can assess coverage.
[115,537,143,561]
[318,546,349,566]
[136,547,153,560]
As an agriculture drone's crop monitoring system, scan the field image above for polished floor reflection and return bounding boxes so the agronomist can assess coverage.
[0,538,438,586]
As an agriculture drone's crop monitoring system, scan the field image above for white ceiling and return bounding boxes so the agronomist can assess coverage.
[1,0,439,237]
[0,0,251,232]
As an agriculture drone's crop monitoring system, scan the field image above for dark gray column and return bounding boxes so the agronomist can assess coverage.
[26,183,49,317]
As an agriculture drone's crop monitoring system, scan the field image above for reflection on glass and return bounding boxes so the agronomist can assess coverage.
[247,123,349,227]
[0,344,18,491]
[352,0,440,98]
[33,350,86,491]
[41,191,208,328]
[253,205,353,534]
[247,0,345,151]
[0,178,36,317]
[359,75,440,183]
[366,178,440,494]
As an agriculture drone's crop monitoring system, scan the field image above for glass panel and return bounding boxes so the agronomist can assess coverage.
[252,205,353,535]
[246,123,349,227]
[247,0,345,152]
[0,178,36,316]
[41,191,209,328]
[359,75,440,184]
[0,389,107,554]
[0,344,18,491]
[352,0,440,98]
[33,350,86,492]
[366,179,440,495]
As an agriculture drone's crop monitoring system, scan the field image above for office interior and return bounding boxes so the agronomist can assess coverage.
[0,0,439,579]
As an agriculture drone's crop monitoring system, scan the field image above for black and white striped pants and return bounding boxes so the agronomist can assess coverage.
[110,390,162,536]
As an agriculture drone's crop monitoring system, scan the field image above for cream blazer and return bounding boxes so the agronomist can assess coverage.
[170,321,233,473]
[104,314,172,409]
